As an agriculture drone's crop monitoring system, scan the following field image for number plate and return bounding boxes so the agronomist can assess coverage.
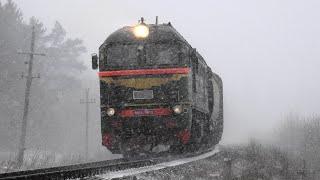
[133,90,154,100]
[134,109,153,115]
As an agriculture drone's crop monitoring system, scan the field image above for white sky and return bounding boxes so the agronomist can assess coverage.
[6,0,320,143]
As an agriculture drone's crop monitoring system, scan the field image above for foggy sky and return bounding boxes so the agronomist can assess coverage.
[7,0,320,143]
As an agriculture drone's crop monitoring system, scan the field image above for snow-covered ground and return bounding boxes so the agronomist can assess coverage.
[2,144,320,179]
[98,148,220,179]
[0,149,64,173]
[0,147,122,174]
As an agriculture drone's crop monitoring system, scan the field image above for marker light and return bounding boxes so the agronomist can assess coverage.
[106,108,115,117]
[173,105,183,114]
[133,18,149,38]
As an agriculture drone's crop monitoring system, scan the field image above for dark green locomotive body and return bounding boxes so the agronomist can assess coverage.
[94,22,223,155]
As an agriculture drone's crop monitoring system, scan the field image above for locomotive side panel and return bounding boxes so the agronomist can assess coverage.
[190,52,209,114]
[210,72,224,144]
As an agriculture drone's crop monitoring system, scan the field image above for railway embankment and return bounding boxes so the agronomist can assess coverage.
[136,142,319,180]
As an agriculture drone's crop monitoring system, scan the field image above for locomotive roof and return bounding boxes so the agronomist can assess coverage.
[100,23,191,49]
[99,22,209,68]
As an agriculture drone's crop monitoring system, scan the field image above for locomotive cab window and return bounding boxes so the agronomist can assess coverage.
[102,42,188,69]
[105,44,138,68]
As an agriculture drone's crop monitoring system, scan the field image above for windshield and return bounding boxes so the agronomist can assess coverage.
[104,42,188,68]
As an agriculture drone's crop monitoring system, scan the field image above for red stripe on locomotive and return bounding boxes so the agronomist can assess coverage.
[119,108,172,118]
[98,67,190,77]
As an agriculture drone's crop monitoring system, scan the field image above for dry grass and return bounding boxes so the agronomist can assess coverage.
[0,150,86,173]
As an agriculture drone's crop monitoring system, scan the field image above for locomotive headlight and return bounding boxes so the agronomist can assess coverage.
[106,108,115,117]
[133,18,149,38]
[173,105,183,114]
[133,24,149,38]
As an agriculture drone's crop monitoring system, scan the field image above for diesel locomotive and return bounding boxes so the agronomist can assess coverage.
[92,18,223,156]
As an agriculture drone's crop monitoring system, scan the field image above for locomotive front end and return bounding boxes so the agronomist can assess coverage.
[95,20,193,155]
[99,67,191,154]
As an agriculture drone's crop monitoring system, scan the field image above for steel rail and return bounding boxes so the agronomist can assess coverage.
[0,158,155,180]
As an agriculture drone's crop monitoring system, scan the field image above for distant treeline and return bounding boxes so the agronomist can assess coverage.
[275,114,320,172]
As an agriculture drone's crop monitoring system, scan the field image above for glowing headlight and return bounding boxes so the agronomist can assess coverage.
[106,108,115,117]
[173,105,182,114]
[133,17,149,38]
[133,24,149,38]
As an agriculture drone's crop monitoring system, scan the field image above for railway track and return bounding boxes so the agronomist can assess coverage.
[0,146,220,180]
[97,146,220,179]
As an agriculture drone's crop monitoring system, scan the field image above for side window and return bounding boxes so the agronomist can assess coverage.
[192,55,198,93]
[99,51,105,70]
